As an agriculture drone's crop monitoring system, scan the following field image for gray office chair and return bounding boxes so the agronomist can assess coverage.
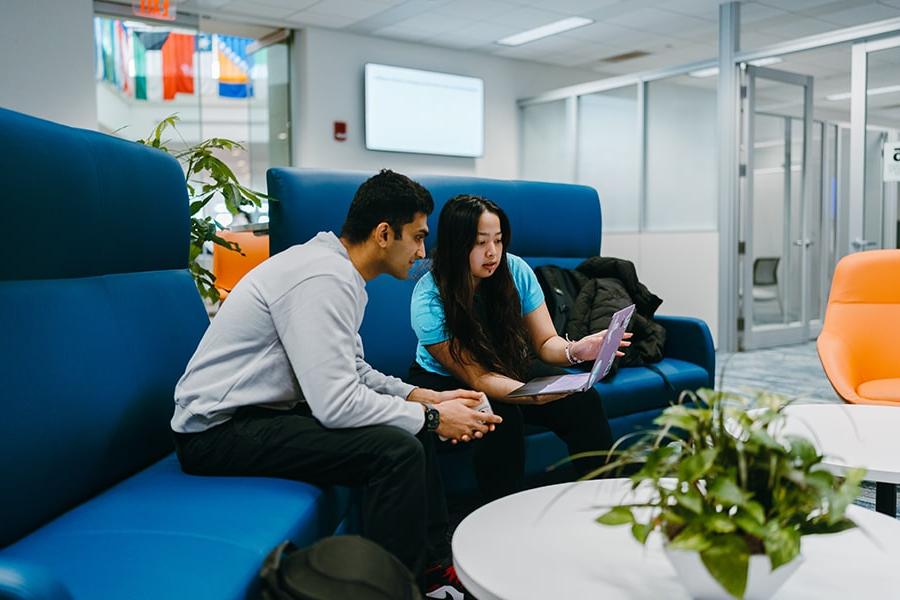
[752,256,782,312]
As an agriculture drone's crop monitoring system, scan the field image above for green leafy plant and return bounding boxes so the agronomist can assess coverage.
[136,114,267,303]
[590,389,864,599]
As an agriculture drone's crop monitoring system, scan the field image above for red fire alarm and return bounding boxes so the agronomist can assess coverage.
[333,121,347,142]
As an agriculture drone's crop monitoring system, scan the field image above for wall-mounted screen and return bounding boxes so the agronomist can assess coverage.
[365,63,484,158]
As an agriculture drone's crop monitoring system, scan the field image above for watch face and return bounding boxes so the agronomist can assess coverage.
[425,406,440,431]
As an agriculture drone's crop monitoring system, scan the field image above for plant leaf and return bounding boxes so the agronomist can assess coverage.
[596,506,634,526]
[678,448,718,482]
[708,476,747,507]
[700,534,749,599]
[764,525,801,570]
[632,522,653,544]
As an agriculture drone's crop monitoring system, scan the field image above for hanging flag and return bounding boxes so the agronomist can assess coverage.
[94,18,104,80]
[101,18,116,86]
[135,31,169,101]
[133,31,147,100]
[115,20,132,96]
[162,33,195,100]
[216,35,254,99]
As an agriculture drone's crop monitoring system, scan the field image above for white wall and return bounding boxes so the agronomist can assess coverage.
[291,27,601,179]
[0,0,96,128]
[603,232,720,346]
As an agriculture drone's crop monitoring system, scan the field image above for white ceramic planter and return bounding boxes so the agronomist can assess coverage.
[665,547,803,600]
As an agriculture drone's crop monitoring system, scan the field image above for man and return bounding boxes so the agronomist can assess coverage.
[171,169,500,595]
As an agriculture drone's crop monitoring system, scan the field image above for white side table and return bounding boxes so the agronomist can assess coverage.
[453,479,900,600]
[782,403,900,515]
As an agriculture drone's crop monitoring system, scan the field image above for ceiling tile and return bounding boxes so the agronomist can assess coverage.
[220,1,299,18]
[301,0,395,20]
[484,6,572,30]
[434,0,522,21]
[816,3,900,25]
[738,2,791,24]
[750,14,840,38]
[561,21,651,45]
[658,0,721,20]
[285,11,357,27]
[377,12,475,35]
[604,7,717,38]
[370,23,430,42]
[231,0,316,8]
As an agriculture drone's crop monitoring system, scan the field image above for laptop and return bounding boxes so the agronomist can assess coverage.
[507,304,635,398]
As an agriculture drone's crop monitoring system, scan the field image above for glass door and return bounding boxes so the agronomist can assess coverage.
[739,65,815,350]
[849,35,900,253]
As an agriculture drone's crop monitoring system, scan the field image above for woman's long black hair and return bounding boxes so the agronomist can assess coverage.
[431,195,530,380]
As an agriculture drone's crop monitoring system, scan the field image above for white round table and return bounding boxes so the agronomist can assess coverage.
[453,479,900,599]
[781,403,900,515]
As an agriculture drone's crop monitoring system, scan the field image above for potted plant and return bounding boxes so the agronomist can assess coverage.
[591,389,864,599]
[136,115,267,303]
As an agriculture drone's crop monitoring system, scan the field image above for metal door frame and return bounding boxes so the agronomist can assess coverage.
[848,34,900,253]
[740,65,814,350]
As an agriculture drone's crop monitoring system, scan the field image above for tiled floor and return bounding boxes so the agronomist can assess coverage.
[716,341,841,404]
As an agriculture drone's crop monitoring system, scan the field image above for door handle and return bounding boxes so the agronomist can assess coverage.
[793,239,813,248]
[851,238,877,250]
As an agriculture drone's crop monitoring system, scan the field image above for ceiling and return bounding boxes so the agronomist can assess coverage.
[106,0,900,125]
[128,0,900,75]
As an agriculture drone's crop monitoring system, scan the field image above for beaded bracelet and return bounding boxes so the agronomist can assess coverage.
[564,334,584,365]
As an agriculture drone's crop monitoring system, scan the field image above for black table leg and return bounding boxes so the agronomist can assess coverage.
[875,482,897,517]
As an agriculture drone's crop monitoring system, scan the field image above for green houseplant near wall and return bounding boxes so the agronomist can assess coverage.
[137,115,267,303]
[590,390,864,599]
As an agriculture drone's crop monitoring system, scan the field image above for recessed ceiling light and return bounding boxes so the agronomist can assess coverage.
[688,57,784,78]
[826,84,900,101]
[496,17,593,47]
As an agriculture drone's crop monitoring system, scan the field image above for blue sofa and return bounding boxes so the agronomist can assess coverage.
[0,109,350,600]
[267,168,716,495]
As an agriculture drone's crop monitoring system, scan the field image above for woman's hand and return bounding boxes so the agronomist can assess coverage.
[571,330,633,362]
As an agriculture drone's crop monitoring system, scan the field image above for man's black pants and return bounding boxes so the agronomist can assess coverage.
[172,403,449,578]
[408,359,614,502]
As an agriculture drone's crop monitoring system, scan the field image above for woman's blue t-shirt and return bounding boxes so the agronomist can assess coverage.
[410,253,545,376]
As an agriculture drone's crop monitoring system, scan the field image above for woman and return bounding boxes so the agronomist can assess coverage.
[408,194,627,502]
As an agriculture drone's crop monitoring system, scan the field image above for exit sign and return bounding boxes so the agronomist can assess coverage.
[132,0,176,21]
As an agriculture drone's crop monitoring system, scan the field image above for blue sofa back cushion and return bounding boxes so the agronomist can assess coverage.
[267,168,602,377]
[1,108,189,280]
[0,271,208,546]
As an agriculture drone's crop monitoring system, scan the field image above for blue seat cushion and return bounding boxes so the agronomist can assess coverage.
[1,455,350,600]
[596,358,709,419]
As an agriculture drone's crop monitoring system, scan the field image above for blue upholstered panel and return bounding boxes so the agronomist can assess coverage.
[267,168,602,378]
[0,271,208,546]
[2,455,350,599]
[268,168,602,259]
[1,108,189,280]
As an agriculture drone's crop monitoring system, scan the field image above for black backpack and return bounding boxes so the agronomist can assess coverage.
[535,265,586,336]
[257,536,423,600]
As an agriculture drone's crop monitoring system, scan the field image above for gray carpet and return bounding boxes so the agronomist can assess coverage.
[716,342,898,518]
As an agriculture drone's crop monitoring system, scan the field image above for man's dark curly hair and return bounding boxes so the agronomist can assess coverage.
[341,169,434,244]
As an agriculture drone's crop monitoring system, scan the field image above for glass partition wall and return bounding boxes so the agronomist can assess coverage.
[521,72,719,234]
[92,14,291,229]
[521,10,900,351]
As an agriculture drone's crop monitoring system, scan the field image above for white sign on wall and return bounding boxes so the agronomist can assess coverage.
[885,141,900,182]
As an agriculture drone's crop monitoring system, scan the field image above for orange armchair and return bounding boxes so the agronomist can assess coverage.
[212,230,269,301]
[817,249,900,405]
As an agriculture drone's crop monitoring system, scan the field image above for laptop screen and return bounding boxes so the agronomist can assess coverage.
[585,304,635,386]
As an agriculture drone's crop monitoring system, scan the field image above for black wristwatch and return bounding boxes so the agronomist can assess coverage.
[424,404,440,432]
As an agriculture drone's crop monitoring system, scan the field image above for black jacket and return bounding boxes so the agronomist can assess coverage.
[567,257,666,369]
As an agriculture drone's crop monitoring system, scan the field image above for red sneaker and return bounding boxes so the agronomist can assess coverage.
[424,560,471,599]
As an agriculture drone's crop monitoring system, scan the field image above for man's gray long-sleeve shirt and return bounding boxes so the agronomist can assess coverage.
[171,231,423,434]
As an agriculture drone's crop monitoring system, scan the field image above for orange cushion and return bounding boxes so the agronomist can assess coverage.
[857,379,900,404]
